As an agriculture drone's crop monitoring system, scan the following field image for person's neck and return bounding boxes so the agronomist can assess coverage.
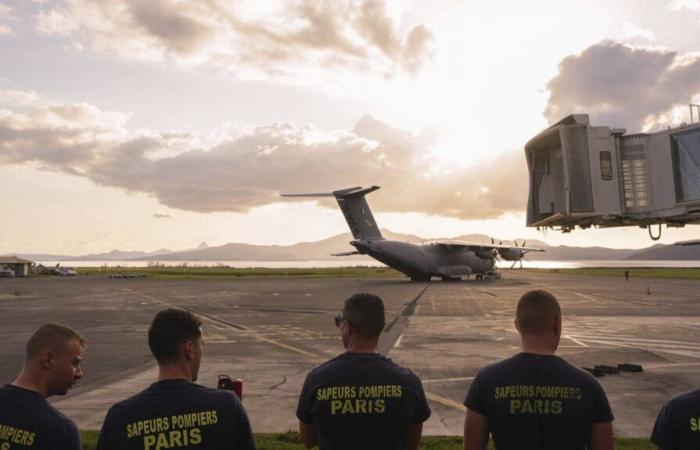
[521,339,557,356]
[345,340,378,354]
[157,363,193,382]
[12,369,49,398]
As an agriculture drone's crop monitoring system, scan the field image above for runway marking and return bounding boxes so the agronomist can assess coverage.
[124,287,461,412]
[123,288,322,360]
[564,335,589,347]
[573,292,597,303]
[425,392,467,412]
[422,376,475,383]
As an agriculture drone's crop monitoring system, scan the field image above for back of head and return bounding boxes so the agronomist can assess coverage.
[342,293,385,340]
[516,290,561,335]
[26,323,85,361]
[149,309,202,364]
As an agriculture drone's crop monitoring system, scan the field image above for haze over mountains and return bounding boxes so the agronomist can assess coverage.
[11,230,700,262]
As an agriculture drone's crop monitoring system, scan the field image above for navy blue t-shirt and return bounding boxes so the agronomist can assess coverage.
[651,388,700,450]
[0,384,81,450]
[97,379,255,450]
[296,352,431,450]
[464,353,614,450]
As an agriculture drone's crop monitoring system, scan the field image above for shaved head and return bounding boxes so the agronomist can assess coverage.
[516,290,561,335]
[26,323,85,360]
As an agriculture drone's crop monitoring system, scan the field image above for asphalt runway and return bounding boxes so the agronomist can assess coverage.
[1,270,699,437]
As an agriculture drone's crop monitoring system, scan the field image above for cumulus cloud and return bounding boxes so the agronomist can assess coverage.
[669,0,700,10]
[545,41,700,130]
[0,90,525,219]
[35,0,434,78]
[0,3,17,35]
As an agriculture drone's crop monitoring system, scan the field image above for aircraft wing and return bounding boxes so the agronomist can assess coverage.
[426,240,544,253]
[675,239,700,246]
[331,251,361,256]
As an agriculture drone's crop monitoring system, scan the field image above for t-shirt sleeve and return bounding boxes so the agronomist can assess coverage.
[410,376,431,424]
[56,418,82,450]
[296,373,314,424]
[96,405,121,450]
[233,397,257,450]
[650,402,677,450]
[464,373,486,415]
[590,379,614,423]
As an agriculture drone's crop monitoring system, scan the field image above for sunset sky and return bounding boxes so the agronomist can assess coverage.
[2,0,700,255]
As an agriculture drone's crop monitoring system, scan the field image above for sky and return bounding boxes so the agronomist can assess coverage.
[2,0,700,255]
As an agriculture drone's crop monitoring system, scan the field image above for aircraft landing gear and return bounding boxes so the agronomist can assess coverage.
[440,276,460,282]
[476,270,501,281]
[410,275,431,282]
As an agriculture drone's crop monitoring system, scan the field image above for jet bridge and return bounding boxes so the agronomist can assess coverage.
[525,111,700,238]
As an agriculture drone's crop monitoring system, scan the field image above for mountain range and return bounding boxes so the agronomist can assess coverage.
[10,230,700,262]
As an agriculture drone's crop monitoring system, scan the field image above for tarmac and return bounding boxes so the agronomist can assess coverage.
[1,270,699,437]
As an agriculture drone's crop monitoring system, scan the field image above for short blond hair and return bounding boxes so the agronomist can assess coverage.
[26,323,85,359]
[516,290,561,335]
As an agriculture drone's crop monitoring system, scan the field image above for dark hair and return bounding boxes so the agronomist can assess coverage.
[342,293,385,339]
[148,309,202,363]
[26,323,85,359]
[516,290,561,334]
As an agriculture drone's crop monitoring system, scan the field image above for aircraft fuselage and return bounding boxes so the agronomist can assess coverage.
[351,239,495,280]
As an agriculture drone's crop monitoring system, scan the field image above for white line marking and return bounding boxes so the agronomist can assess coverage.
[422,376,475,383]
[393,334,404,349]
[564,335,589,347]
[573,292,597,302]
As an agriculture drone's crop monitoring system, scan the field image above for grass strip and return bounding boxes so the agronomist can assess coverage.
[80,430,655,449]
[543,267,700,280]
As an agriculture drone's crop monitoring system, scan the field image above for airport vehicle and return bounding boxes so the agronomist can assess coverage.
[283,186,543,281]
[525,110,700,240]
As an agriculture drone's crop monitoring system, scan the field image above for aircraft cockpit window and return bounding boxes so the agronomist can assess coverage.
[672,128,700,202]
[600,151,613,180]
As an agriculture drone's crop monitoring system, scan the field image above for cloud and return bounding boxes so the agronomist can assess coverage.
[35,0,434,78]
[0,90,526,220]
[0,3,17,35]
[545,41,700,131]
[669,0,700,10]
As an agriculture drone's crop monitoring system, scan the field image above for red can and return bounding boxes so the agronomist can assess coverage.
[233,378,243,400]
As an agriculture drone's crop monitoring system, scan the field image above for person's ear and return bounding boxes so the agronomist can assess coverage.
[514,319,520,333]
[40,351,54,370]
[553,316,561,336]
[183,340,195,361]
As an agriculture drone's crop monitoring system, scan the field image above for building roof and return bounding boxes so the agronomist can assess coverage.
[0,256,34,264]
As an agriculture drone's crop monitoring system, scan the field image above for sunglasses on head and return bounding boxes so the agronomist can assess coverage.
[334,314,350,327]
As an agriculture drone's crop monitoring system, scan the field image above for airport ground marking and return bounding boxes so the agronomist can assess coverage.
[564,335,589,347]
[124,287,463,410]
[425,392,467,412]
[573,291,597,303]
[123,288,323,360]
[422,376,475,383]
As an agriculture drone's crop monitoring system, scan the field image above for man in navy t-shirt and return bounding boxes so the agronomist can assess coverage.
[296,293,431,450]
[651,388,700,449]
[0,323,85,450]
[463,290,614,450]
[97,308,255,450]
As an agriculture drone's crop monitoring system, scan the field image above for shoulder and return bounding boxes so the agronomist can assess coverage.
[41,403,80,438]
[474,354,522,378]
[665,388,700,409]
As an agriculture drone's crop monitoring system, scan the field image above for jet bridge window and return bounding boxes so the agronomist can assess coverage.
[672,128,700,202]
[600,151,613,180]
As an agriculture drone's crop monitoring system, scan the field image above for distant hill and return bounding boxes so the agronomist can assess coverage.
[10,230,700,262]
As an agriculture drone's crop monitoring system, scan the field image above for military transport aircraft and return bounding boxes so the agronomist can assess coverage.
[282,186,544,281]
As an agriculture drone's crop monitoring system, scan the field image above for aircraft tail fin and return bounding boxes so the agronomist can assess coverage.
[282,186,384,240]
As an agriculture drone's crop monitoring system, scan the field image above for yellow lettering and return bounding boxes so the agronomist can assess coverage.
[144,434,156,450]
[189,428,202,445]
[356,399,367,414]
[551,400,562,414]
[331,400,342,415]
[169,430,183,447]
[341,399,354,414]
[212,410,218,424]
[510,400,521,414]
[692,418,698,431]
[375,399,385,413]
[1,442,9,450]
[155,432,169,450]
